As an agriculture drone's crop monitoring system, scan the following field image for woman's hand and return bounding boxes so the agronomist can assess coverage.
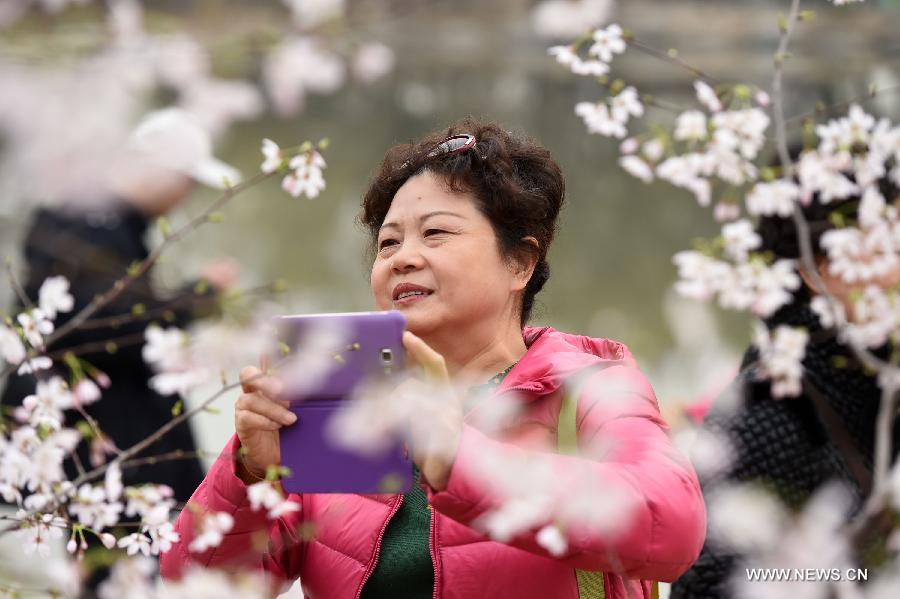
[402,331,464,492]
[235,361,292,484]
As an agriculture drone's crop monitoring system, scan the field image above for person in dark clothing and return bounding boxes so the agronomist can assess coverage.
[671,175,900,598]
[1,108,241,502]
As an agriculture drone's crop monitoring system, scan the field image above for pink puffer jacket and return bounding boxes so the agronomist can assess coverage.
[160,327,706,598]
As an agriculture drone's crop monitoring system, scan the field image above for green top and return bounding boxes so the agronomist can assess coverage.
[361,363,517,599]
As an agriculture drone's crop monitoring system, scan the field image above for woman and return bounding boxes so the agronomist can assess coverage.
[160,119,706,598]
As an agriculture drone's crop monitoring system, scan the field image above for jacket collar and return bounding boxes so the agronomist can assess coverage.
[494,326,634,401]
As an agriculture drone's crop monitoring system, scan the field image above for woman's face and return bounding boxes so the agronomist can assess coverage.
[371,171,527,339]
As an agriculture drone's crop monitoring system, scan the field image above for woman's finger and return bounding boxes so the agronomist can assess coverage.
[403,331,449,383]
[239,366,284,398]
[235,410,284,432]
[236,392,297,426]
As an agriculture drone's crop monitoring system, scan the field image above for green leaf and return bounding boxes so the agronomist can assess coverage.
[317,138,330,150]
[76,420,94,439]
[157,217,170,238]
[171,399,183,417]
[194,279,209,295]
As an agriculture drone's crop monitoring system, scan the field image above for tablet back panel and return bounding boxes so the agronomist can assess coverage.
[276,312,412,494]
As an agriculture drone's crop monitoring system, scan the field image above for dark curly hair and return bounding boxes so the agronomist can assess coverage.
[359,117,565,326]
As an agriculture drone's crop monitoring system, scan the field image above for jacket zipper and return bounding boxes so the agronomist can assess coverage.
[354,495,403,599]
[429,505,440,599]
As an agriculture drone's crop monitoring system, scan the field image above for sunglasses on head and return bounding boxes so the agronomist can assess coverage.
[426,134,477,157]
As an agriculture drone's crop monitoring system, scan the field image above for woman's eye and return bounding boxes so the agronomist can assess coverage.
[378,239,398,250]
[424,229,447,237]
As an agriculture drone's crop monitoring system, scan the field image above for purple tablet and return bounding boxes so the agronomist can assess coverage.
[275,311,412,494]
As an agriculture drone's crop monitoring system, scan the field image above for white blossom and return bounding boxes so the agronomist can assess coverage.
[247,481,300,519]
[754,323,808,398]
[549,47,610,77]
[536,525,568,557]
[642,139,665,162]
[22,376,74,431]
[118,532,152,557]
[746,179,800,217]
[674,110,708,141]
[142,325,187,372]
[263,37,346,117]
[17,309,53,348]
[531,0,614,39]
[38,276,74,320]
[610,87,643,124]
[574,102,626,138]
[722,219,761,262]
[283,0,345,30]
[796,149,860,203]
[816,104,875,155]
[589,24,626,63]
[0,325,26,365]
[74,378,102,406]
[149,521,180,554]
[16,356,53,375]
[810,296,845,330]
[708,483,789,553]
[189,511,234,553]
[711,108,769,160]
[694,80,722,112]
[618,155,654,183]
[283,151,327,199]
[260,138,282,174]
[673,251,730,301]
[352,42,395,83]
[713,201,741,223]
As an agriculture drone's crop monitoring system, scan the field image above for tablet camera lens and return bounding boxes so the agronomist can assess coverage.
[380,348,393,366]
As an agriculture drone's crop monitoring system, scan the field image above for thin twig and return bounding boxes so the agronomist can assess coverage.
[119,449,210,470]
[4,260,33,310]
[784,83,900,127]
[627,37,718,84]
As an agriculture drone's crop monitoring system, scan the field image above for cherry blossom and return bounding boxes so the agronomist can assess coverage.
[694,80,722,113]
[21,376,74,431]
[589,24,626,63]
[746,179,800,217]
[548,47,609,77]
[722,219,762,262]
[619,155,654,183]
[707,483,788,553]
[674,110,708,141]
[260,138,283,174]
[283,150,327,199]
[17,309,53,349]
[263,37,346,117]
[536,525,568,557]
[531,0,615,39]
[753,323,808,398]
[247,480,301,519]
[610,87,644,123]
[0,325,26,365]
[283,0,345,30]
[118,532,152,556]
[574,102,626,138]
[189,511,235,553]
[352,42,396,84]
[37,275,74,320]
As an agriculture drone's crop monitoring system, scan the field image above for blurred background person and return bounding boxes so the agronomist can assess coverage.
[0,108,241,502]
[671,168,900,598]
